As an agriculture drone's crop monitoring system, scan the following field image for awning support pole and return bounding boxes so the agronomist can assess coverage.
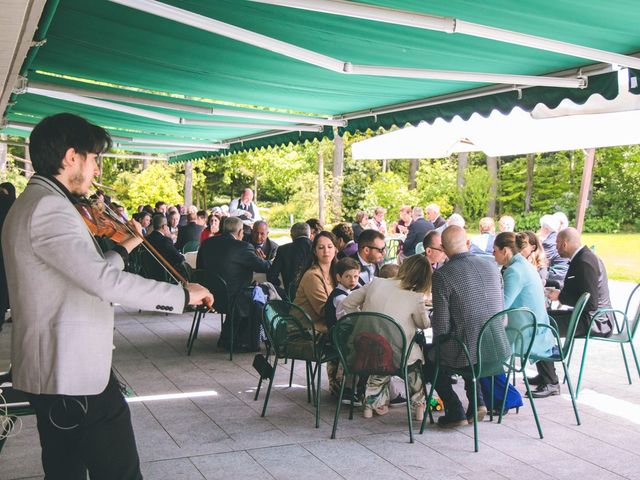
[575,148,596,234]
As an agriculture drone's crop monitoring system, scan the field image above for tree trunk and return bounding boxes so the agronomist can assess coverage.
[332,128,344,219]
[381,159,387,173]
[408,159,419,190]
[524,153,535,213]
[142,158,149,170]
[318,149,325,224]
[576,148,596,233]
[487,155,499,217]
[254,175,258,202]
[455,152,468,213]
[24,143,34,178]
[184,160,193,207]
[0,135,7,180]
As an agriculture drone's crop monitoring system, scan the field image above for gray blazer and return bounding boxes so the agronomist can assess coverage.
[1,176,186,396]
[431,252,510,369]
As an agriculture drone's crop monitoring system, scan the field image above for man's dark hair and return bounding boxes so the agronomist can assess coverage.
[29,113,112,177]
[357,229,384,250]
[290,222,310,239]
[423,230,441,251]
[335,257,360,276]
[306,218,324,235]
[143,205,154,215]
[331,223,354,243]
[155,201,166,209]
[152,213,167,230]
[196,210,207,220]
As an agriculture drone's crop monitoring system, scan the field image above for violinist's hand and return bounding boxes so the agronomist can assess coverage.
[118,218,144,252]
[187,283,214,310]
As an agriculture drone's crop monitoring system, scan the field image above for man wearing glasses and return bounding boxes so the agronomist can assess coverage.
[422,230,447,270]
[350,229,385,286]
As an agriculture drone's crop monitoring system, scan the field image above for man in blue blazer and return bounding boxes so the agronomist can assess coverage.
[1,113,213,479]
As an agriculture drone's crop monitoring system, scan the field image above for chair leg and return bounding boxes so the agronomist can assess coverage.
[289,359,295,387]
[564,338,579,385]
[261,357,279,418]
[315,363,322,428]
[522,375,544,439]
[499,361,514,424]
[421,364,439,434]
[576,338,590,397]
[472,377,479,453]
[348,376,357,420]
[620,343,632,385]
[254,344,272,401]
[187,309,199,348]
[562,360,581,425]
[305,362,312,403]
[331,376,347,439]
[404,369,414,444]
[629,340,640,380]
[489,376,495,422]
[228,312,234,361]
[187,310,204,356]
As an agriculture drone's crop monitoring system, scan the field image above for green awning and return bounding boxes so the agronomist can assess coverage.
[2,0,639,160]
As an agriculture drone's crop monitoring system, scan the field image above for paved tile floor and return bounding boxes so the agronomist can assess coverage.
[1,281,639,479]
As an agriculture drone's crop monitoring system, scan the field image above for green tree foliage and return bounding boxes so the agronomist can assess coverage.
[414,158,457,217]
[113,163,183,210]
[457,165,491,222]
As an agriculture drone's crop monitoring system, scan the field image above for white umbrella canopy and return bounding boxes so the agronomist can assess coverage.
[352,75,640,159]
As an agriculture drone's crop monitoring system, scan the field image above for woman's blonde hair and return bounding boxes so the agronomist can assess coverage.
[396,254,432,293]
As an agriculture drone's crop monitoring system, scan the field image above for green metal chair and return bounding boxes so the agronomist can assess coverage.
[259,300,337,428]
[414,242,425,255]
[0,371,34,456]
[254,300,313,403]
[498,308,543,437]
[181,240,200,254]
[331,312,424,443]
[420,310,512,452]
[574,284,640,396]
[528,293,590,423]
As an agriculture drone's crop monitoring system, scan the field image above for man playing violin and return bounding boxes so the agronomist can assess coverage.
[1,113,214,480]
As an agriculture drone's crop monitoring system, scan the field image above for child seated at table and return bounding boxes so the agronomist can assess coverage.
[325,257,361,329]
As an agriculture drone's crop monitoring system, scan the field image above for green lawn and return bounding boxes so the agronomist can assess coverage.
[582,233,640,283]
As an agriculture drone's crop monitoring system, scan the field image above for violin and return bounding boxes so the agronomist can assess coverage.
[74,196,189,286]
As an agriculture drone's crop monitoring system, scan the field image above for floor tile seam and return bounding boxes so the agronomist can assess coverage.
[243,447,290,479]
[292,442,349,479]
[352,434,443,480]
[185,456,208,479]
[502,407,640,457]
[498,420,628,478]
[137,401,182,449]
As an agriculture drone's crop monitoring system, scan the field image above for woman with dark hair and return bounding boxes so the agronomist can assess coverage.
[331,222,357,259]
[515,230,548,284]
[200,213,221,244]
[342,254,432,420]
[493,232,555,358]
[295,231,338,333]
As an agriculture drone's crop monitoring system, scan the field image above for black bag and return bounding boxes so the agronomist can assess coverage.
[252,354,273,379]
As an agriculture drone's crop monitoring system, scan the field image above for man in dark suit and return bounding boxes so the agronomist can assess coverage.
[428,225,509,427]
[422,230,447,270]
[531,227,613,397]
[197,216,270,299]
[267,222,312,294]
[175,206,204,251]
[403,207,435,256]
[350,229,385,286]
[243,220,279,261]
[426,203,446,229]
[146,214,188,278]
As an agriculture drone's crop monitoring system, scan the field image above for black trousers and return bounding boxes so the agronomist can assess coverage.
[535,310,574,385]
[423,360,484,416]
[25,372,142,480]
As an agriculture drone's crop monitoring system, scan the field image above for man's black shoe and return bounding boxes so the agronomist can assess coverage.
[526,375,544,386]
[340,388,363,407]
[529,383,560,398]
[389,394,407,407]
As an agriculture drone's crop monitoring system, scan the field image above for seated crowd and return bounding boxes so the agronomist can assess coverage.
[100,189,613,426]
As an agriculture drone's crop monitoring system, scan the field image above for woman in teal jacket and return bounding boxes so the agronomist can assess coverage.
[493,232,555,357]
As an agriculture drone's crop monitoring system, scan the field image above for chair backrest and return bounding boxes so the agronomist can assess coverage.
[414,242,425,255]
[475,310,513,378]
[332,312,406,376]
[501,307,537,372]
[625,284,640,338]
[182,240,200,254]
[263,300,319,360]
[562,292,590,356]
[203,270,231,314]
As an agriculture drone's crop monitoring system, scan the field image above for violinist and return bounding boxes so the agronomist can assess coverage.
[0,113,213,480]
